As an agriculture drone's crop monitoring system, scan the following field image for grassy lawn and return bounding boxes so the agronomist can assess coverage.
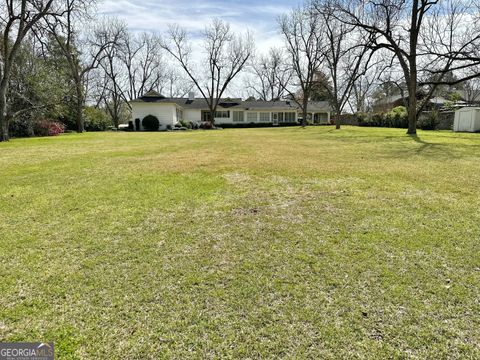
[1,126,479,358]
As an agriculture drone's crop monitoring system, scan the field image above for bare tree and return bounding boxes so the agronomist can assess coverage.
[162,18,253,125]
[279,6,324,127]
[45,1,123,132]
[331,0,480,134]
[119,32,165,101]
[349,53,386,113]
[245,47,293,101]
[0,0,67,141]
[97,19,128,128]
[163,66,194,98]
[462,77,480,104]
[315,4,372,129]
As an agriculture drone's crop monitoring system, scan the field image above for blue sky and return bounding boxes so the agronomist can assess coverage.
[98,0,302,52]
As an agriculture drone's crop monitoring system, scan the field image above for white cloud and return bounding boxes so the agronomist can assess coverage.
[98,0,293,52]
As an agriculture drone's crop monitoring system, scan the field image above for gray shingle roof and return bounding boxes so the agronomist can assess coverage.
[131,94,331,112]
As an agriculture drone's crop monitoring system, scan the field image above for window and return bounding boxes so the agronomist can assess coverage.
[259,112,270,123]
[314,113,328,123]
[214,110,230,118]
[284,112,296,122]
[233,111,244,122]
[319,113,328,122]
[247,112,258,122]
[201,110,212,122]
[176,108,184,121]
[277,112,284,122]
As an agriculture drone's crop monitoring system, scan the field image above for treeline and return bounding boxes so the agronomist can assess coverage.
[2,0,480,141]
[6,33,114,137]
[245,0,480,134]
[0,0,193,141]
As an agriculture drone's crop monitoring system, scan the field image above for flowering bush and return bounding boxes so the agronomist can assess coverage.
[48,121,65,136]
[33,119,66,137]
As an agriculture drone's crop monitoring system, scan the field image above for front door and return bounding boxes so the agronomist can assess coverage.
[201,110,212,123]
[272,112,279,126]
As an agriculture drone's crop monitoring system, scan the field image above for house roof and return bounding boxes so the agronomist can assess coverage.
[240,100,297,110]
[131,93,331,112]
[372,94,402,106]
[374,94,469,107]
[305,101,332,112]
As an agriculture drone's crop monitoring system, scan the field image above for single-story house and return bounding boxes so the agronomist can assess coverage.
[130,91,332,130]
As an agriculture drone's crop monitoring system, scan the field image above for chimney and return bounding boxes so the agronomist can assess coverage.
[188,92,194,101]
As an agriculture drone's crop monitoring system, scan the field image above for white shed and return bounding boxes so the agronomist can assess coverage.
[454,107,480,132]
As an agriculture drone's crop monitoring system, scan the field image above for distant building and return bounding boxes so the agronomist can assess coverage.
[372,93,469,113]
[130,91,332,130]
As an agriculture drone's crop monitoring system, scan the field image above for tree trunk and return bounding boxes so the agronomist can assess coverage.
[113,115,119,129]
[74,82,84,133]
[0,84,9,142]
[335,107,341,130]
[209,109,216,128]
[112,103,119,129]
[0,116,8,142]
[26,118,35,137]
[301,98,308,127]
[406,77,417,135]
[335,117,341,129]
[407,106,417,134]
[301,108,307,127]
[75,100,84,133]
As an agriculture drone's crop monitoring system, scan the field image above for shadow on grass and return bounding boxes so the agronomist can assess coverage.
[408,134,438,154]
[311,130,409,143]
[389,134,458,159]
[389,133,480,160]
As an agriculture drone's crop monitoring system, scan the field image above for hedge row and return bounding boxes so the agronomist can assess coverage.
[356,106,443,130]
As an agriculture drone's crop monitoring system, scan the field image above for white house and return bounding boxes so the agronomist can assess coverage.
[130,91,332,130]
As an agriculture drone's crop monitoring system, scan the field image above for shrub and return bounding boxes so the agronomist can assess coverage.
[200,121,213,129]
[385,106,408,128]
[49,121,65,136]
[358,113,385,127]
[443,100,454,111]
[370,113,385,126]
[9,118,33,138]
[84,107,111,131]
[142,115,160,131]
[358,108,408,128]
[355,112,368,124]
[417,111,439,130]
[33,119,65,137]
[179,119,191,128]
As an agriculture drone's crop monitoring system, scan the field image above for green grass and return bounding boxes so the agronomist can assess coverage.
[1,126,479,359]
